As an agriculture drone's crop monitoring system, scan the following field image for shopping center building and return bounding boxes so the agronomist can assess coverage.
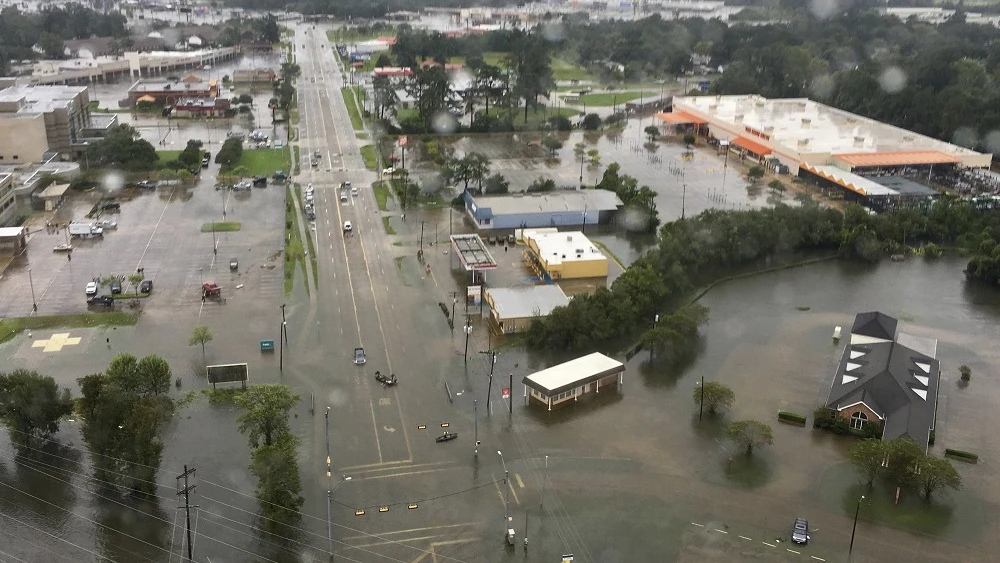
[658,95,993,210]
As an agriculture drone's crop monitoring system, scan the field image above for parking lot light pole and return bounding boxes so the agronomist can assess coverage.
[27,269,37,312]
[696,376,705,420]
[463,321,472,364]
[325,407,331,478]
[849,495,865,557]
[327,476,353,558]
[497,451,510,537]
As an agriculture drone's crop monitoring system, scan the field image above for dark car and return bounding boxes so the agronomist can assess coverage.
[88,295,115,307]
[252,175,267,187]
[307,210,316,221]
[102,202,121,212]
[273,170,287,181]
[110,280,122,294]
[791,518,809,544]
[139,279,153,294]
[136,180,156,190]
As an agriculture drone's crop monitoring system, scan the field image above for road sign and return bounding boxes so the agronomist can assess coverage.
[501,387,510,399]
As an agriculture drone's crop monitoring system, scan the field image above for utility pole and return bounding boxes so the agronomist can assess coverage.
[480,350,497,413]
[699,375,705,421]
[463,316,473,364]
[176,466,198,563]
[449,292,460,332]
[508,372,513,415]
[419,221,425,254]
[474,399,479,457]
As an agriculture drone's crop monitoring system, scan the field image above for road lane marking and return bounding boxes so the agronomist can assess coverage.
[714,529,728,534]
[356,467,462,481]
[368,398,383,463]
[345,461,452,475]
[342,523,473,541]
[492,475,505,506]
[762,542,776,548]
[509,481,520,505]
[738,535,752,541]
[514,473,524,488]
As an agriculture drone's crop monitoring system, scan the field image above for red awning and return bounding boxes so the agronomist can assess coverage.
[730,136,772,156]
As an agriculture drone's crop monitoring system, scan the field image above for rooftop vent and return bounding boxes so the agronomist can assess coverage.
[797,139,810,148]
[734,114,744,123]
[709,105,718,112]
[566,235,573,241]
[801,118,811,128]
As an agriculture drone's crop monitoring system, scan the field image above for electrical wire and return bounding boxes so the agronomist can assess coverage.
[0,523,79,563]
[0,508,115,562]
[0,548,28,563]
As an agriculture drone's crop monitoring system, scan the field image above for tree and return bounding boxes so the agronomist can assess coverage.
[128,272,144,294]
[644,125,660,143]
[581,113,602,130]
[768,179,786,195]
[178,139,203,167]
[548,115,572,131]
[38,31,65,59]
[916,455,962,501]
[215,137,243,170]
[189,325,214,357]
[682,131,696,146]
[587,149,601,167]
[372,75,399,120]
[884,438,923,490]
[0,370,73,456]
[746,165,765,185]
[250,434,304,533]
[725,420,773,456]
[234,384,300,448]
[541,134,563,157]
[406,65,455,132]
[374,53,392,67]
[76,354,175,497]
[236,93,254,106]
[483,173,510,195]
[506,30,554,123]
[692,381,734,415]
[640,304,708,364]
[86,124,159,171]
[848,438,886,487]
[527,177,556,192]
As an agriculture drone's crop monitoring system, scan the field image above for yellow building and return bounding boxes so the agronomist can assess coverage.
[523,229,607,281]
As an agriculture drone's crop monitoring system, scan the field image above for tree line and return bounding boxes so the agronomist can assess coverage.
[0,4,127,68]
[527,197,1000,353]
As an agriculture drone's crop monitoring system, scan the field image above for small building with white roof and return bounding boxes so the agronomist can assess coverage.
[522,352,625,411]
[484,285,570,334]
[522,228,607,281]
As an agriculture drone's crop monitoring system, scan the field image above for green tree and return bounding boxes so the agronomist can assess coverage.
[767,179,785,195]
[640,304,708,364]
[178,139,203,167]
[128,272,144,294]
[644,125,660,143]
[76,354,174,497]
[847,438,886,487]
[916,455,962,501]
[372,75,399,120]
[406,65,455,132]
[189,325,214,357]
[234,384,300,448]
[250,434,304,533]
[692,381,734,415]
[86,124,159,171]
[541,134,563,157]
[581,113,602,130]
[483,173,510,195]
[215,137,243,170]
[506,30,554,123]
[682,131,696,146]
[884,438,923,490]
[726,420,773,455]
[0,370,73,456]
[587,149,601,167]
[38,31,65,59]
[746,165,765,185]
[236,93,254,106]
[527,177,556,192]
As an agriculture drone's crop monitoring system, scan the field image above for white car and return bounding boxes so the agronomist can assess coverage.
[85,281,98,296]
[351,186,358,195]
[343,221,352,232]
[97,219,118,229]
[382,167,396,176]
[340,193,347,202]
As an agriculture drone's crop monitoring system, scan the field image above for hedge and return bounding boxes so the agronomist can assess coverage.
[944,449,979,463]
[777,411,807,426]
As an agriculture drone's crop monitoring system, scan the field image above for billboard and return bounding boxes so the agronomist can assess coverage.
[467,285,482,306]
[207,363,249,387]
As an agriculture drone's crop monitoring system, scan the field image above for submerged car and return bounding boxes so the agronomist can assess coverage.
[354,347,366,365]
[139,279,153,294]
[85,281,98,296]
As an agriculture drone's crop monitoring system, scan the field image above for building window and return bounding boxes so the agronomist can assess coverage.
[851,411,868,430]
[12,156,17,161]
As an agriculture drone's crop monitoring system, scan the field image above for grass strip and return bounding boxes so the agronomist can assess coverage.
[0,313,137,344]
[201,222,242,232]
[341,87,364,130]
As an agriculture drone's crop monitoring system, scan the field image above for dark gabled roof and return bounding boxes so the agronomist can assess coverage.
[851,311,898,340]
[828,313,939,449]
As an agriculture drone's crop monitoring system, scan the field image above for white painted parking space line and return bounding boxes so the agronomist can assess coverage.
[787,549,800,555]
[691,523,704,527]
[714,529,728,534]
[810,557,825,562]
[514,473,524,488]
[738,536,752,541]
[762,542,776,548]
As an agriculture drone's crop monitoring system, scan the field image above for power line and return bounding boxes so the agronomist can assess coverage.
[0,547,28,563]
[0,523,80,563]
[0,509,115,562]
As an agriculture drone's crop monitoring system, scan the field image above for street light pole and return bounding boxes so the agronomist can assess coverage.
[508,372,513,415]
[474,399,479,457]
[327,476,353,559]
[498,451,510,538]
[325,407,331,478]
[281,303,288,344]
[849,495,865,557]
[27,268,37,312]
[699,375,705,420]
[463,319,472,364]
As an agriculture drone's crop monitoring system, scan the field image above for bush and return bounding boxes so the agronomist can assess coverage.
[960,365,971,381]
[928,429,936,446]
[944,448,979,463]
[813,407,835,428]
[831,417,850,435]
[777,411,807,426]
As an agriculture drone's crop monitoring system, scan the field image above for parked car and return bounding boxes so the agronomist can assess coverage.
[202,155,211,168]
[791,518,809,544]
[88,295,115,307]
[354,347,366,365]
[273,170,287,181]
[139,279,153,294]
[343,221,352,232]
[252,176,267,187]
[102,202,121,212]
[110,280,122,294]
[351,185,358,195]
[97,219,117,230]
[136,180,156,190]
[339,193,347,203]
[85,281,98,296]
[307,211,316,221]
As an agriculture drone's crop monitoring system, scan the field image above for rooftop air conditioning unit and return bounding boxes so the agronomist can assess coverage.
[801,118,811,128]
[575,249,584,254]
[764,126,774,134]
[755,100,765,107]
[709,105,718,112]
[798,139,809,147]
[734,114,744,123]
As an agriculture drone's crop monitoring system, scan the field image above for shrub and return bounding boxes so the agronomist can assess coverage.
[928,429,936,446]
[960,365,971,381]
[832,417,850,435]
[944,449,978,463]
[777,411,807,426]
[813,407,835,428]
